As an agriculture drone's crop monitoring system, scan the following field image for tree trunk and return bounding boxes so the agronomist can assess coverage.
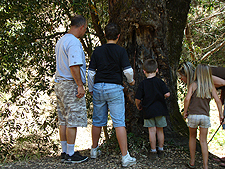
[108,0,191,141]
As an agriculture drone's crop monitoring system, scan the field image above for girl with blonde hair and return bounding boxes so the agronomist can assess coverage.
[177,61,195,88]
[183,64,223,169]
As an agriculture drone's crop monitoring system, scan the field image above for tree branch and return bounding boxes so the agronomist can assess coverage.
[190,11,225,26]
[185,24,195,60]
[202,32,225,51]
[88,0,106,45]
[201,40,225,60]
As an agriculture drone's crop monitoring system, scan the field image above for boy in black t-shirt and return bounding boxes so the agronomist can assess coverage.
[135,59,170,159]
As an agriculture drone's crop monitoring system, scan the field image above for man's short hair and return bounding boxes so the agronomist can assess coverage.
[71,15,86,27]
[143,59,158,73]
[105,23,121,40]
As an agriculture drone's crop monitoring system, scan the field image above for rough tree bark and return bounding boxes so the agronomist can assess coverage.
[108,0,191,141]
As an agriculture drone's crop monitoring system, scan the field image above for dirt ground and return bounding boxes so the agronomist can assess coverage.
[1,153,224,169]
[1,142,224,169]
[1,99,224,169]
[1,118,225,169]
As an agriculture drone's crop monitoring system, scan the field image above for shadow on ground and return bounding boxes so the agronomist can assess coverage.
[1,144,224,169]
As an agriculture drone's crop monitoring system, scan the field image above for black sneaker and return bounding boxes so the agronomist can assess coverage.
[61,152,66,163]
[64,151,88,164]
[157,150,164,158]
[149,151,158,160]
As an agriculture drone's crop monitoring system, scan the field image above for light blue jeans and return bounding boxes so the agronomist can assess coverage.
[92,83,125,128]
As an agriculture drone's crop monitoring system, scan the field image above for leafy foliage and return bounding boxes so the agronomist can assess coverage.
[178,0,225,113]
[181,0,225,65]
[0,0,108,163]
[0,0,224,163]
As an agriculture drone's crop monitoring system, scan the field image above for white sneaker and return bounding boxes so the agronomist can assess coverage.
[90,146,101,159]
[122,152,136,167]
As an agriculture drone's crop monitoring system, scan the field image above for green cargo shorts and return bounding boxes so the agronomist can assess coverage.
[144,116,167,128]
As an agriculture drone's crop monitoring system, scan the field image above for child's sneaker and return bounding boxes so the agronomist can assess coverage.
[64,151,88,164]
[60,152,66,163]
[90,146,101,159]
[121,152,136,167]
[157,150,164,158]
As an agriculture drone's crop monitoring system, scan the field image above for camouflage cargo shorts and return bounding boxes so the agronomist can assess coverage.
[54,80,87,127]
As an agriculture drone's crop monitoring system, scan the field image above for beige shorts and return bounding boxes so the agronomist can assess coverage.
[54,81,87,127]
[187,114,211,128]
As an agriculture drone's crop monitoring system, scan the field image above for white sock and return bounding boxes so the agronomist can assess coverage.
[122,151,129,159]
[151,149,157,152]
[158,147,163,151]
[67,144,75,156]
[61,141,67,153]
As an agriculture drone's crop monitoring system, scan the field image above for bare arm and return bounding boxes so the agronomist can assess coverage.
[212,75,225,88]
[212,86,223,123]
[70,65,85,98]
[183,83,195,119]
[135,99,142,110]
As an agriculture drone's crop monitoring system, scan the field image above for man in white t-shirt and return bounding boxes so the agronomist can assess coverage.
[54,15,88,163]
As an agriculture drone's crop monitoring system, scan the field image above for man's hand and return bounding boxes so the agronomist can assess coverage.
[76,85,85,98]
[70,65,85,98]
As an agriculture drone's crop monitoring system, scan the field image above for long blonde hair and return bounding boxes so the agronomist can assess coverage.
[194,64,214,99]
[178,62,195,88]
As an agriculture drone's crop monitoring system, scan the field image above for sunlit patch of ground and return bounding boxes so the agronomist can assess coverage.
[207,100,225,158]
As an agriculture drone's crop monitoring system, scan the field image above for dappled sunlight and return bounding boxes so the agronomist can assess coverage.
[207,100,225,157]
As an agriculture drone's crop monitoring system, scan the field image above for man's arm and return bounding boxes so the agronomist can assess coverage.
[70,65,85,98]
